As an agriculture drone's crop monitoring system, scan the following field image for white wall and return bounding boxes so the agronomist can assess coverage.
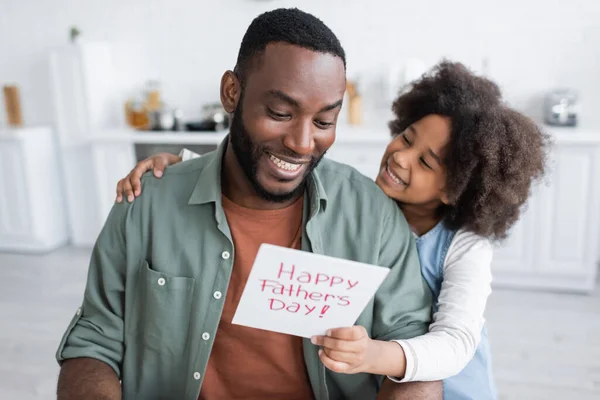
[1,0,599,127]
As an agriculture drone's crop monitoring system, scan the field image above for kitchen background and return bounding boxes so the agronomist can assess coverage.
[1,0,599,399]
[2,0,600,128]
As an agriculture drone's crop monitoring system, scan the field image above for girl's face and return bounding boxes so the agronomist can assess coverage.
[376,114,451,208]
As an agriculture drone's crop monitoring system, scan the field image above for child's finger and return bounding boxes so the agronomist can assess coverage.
[311,335,359,353]
[327,326,367,341]
[319,349,352,374]
[323,348,360,365]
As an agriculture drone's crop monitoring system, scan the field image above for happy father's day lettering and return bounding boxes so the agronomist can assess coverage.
[259,263,359,318]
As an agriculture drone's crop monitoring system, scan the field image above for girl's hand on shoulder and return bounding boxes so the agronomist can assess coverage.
[115,152,182,203]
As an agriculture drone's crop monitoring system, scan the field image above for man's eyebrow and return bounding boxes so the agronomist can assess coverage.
[266,90,300,107]
[267,90,343,113]
[319,100,343,113]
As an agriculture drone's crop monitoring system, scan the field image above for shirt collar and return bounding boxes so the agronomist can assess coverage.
[187,136,228,206]
[305,164,328,216]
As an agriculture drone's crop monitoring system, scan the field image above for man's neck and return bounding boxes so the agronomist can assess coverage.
[221,142,303,210]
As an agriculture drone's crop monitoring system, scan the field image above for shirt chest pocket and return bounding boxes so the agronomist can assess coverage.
[127,260,196,353]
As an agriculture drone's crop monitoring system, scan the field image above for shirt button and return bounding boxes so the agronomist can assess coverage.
[76,307,82,316]
[157,277,166,286]
[202,332,210,341]
[221,251,230,260]
[213,291,222,299]
[193,372,201,380]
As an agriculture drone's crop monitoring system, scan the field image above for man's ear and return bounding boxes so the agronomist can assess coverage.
[220,70,241,113]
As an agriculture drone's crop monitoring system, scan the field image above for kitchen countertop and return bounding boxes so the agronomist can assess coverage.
[87,124,600,146]
[541,125,600,144]
[91,124,394,145]
[0,126,52,140]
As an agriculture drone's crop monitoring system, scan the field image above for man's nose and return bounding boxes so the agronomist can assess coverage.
[282,119,315,157]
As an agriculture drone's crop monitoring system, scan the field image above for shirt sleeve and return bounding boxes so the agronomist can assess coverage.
[371,201,433,342]
[55,202,132,378]
[389,229,493,382]
[178,148,201,161]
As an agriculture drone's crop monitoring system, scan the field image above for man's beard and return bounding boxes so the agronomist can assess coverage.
[229,97,324,203]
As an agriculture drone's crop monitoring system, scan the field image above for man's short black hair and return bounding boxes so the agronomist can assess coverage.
[234,8,346,84]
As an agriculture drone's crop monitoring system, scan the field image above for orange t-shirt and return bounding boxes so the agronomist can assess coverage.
[199,195,314,400]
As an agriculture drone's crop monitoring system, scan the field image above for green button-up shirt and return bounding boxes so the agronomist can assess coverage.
[56,138,432,400]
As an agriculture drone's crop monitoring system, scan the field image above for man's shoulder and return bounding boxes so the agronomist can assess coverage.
[316,158,395,208]
[102,153,218,252]
[127,154,214,213]
[140,153,211,192]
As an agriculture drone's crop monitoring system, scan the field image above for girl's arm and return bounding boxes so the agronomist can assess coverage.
[115,148,200,203]
[389,230,493,382]
[311,230,492,382]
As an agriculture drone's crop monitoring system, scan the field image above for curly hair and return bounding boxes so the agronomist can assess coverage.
[389,61,551,240]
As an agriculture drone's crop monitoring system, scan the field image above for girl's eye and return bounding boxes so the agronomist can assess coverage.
[315,120,334,129]
[420,158,432,170]
[402,134,411,145]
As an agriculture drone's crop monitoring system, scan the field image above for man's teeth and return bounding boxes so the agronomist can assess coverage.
[270,154,301,171]
[387,165,404,185]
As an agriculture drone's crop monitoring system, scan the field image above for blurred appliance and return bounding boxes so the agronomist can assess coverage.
[148,106,175,131]
[186,103,230,131]
[544,88,578,127]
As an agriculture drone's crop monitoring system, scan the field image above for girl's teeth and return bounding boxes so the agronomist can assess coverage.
[387,165,404,185]
[270,155,301,171]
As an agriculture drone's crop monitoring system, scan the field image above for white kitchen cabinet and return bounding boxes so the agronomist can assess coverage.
[539,145,600,275]
[492,136,600,293]
[0,127,68,252]
[490,196,538,275]
[57,141,135,247]
[49,41,129,246]
[91,142,137,232]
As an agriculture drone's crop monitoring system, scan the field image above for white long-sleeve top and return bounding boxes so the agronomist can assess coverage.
[390,229,493,382]
[177,149,493,383]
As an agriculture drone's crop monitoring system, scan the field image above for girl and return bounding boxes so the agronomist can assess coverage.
[115,61,549,399]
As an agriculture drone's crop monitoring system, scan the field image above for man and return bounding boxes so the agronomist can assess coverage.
[56,8,440,400]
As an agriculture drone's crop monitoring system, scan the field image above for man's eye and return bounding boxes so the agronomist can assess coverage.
[267,109,291,119]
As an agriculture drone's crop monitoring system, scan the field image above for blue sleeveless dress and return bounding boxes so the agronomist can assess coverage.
[415,221,497,399]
